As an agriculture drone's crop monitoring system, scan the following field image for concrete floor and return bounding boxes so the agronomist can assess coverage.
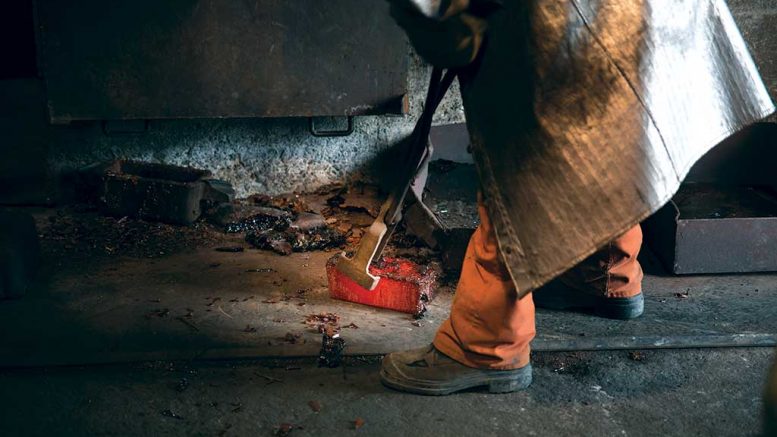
[3,232,776,367]
[1,205,774,436]
[0,348,772,436]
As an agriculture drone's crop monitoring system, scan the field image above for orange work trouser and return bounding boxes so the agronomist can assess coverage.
[434,196,643,370]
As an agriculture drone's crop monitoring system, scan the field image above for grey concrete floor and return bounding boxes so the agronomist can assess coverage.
[4,239,777,367]
[4,204,776,436]
[0,348,772,436]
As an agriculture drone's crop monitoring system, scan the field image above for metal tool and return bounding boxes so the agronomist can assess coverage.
[332,67,456,290]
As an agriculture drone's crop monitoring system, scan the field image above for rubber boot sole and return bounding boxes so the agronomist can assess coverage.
[380,363,532,396]
[533,288,644,320]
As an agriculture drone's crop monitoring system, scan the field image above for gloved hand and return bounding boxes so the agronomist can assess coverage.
[393,0,502,19]
[387,0,502,68]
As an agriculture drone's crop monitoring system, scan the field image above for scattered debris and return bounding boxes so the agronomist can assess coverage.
[262,290,308,304]
[390,244,436,267]
[176,316,199,332]
[161,409,184,420]
[628,351,648,362]
[280,332,305,345]
[532,352,592,376]
[328,184,382,217]
[675,290,690,299]
[255,373,283,385]
[243,325,257,333]
[274,423,295,436]
[205,297,222,307]
[216,306,233,319]
[245,226,345,255]
[216,204,292,234]
[245,267,275,273]
[258,192,310,214]
[342,322,359,329]
[411,320,422,327]
[145,308,170,319]
[218,193,348,255]
[246,230,294,255]
[308,400,322,413]
[318,328,346,368]
[41,207,223,261]
[175,378,189,393]
[287,227,346,252]
[230,402,243,413]
[353,418,366,430]
[289,212,327,231]
[305,313,341,333]
[214,246,244,253]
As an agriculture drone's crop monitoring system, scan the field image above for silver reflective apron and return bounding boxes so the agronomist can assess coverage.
[458,0,775,295]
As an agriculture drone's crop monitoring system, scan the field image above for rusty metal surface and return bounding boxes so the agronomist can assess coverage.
[35,0,408,123]
[644,184,777,275]
[103,161,211,225]
[673,217,777,274]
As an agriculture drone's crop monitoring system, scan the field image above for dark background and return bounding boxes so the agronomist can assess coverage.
[1,0,37,79]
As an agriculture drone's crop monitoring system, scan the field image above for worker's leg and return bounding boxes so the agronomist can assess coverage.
[534,225,644,319]
[381,194,534,395]
[433,195,535,370]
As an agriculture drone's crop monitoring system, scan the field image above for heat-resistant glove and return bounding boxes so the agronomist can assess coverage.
[387,0,502,68]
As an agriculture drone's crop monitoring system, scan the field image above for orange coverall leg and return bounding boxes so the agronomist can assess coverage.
[434,196,643,370]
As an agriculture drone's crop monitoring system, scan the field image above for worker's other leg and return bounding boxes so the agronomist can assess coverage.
[381,195,535,395]
[534,225,644,319]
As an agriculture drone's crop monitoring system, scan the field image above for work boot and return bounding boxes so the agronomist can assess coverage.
[533,278,644,320]
[534,225,644,320]
[380,345,532,395]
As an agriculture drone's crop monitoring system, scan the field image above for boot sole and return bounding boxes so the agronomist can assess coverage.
[534,289,644,320]
[380,364,532,396]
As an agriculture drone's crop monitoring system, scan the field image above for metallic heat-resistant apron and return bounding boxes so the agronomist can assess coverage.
[443,0,775,295]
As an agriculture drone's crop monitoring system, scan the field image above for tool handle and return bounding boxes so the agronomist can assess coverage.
[335,68,457,290]
[385,68,457,225]
[371,67,456,261]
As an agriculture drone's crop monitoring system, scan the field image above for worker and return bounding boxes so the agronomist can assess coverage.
[380,0,775,395]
